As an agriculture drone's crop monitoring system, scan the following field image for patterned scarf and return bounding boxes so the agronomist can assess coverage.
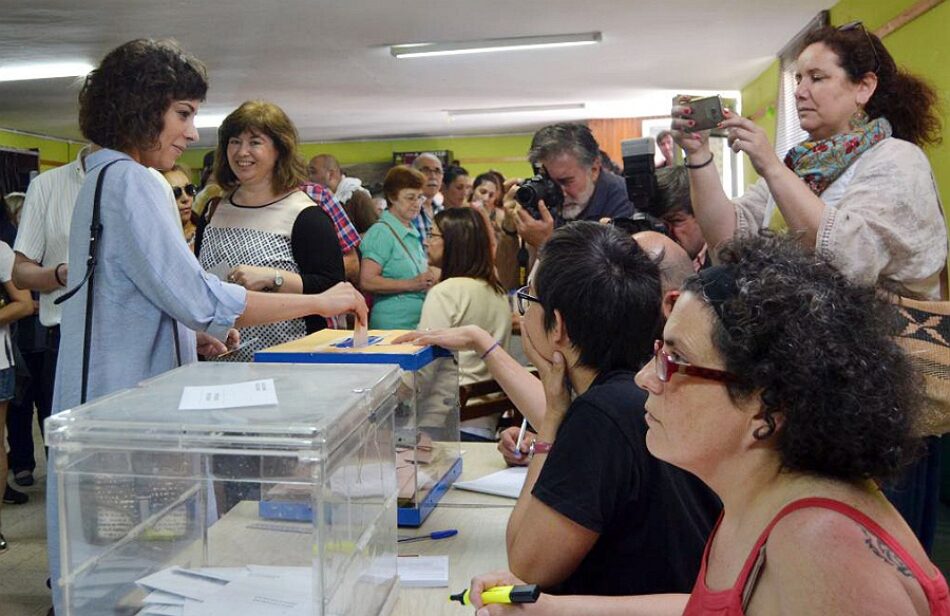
[783,116,892,195]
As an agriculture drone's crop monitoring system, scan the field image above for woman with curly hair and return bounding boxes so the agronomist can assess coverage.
[672,23,946,300]
[48,39,366,611]
[465,234,948,616]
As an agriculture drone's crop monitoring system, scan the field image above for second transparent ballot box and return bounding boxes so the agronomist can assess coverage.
[255,329,461,526]
[46,361,401,616]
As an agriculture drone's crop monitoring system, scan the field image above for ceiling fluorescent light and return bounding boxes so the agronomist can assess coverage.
[392,32,601,59]
[446,103,585,117]
[0,61,93,83]
[194,114,228,129]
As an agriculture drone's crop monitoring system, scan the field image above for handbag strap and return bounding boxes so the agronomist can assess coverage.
[382,220,424,276]
[193,195,223,259]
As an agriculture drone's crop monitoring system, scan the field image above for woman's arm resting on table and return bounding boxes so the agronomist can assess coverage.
[468,571,689,616]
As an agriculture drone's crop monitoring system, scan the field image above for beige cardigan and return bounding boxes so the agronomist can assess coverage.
[734,138,947,300]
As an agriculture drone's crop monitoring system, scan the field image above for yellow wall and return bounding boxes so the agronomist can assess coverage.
[2,126,535,182]
[180,133,535,182]
[739,0,950,237]
[0,128,85,172]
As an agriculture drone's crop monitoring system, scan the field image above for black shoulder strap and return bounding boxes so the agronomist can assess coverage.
[55,159,123,402]
[193,195,223,259]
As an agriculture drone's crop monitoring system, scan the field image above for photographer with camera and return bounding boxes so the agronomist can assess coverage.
[509,123,632,248]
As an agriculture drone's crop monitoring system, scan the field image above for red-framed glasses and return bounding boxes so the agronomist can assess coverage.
[653,340,737,383]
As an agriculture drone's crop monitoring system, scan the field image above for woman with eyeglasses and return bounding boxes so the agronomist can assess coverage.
[198,100,346,360]
[465,233,948,616]
[671,22,947,552]
[162,164,198,249]
[359,166,437,329]
[417,208,511,441]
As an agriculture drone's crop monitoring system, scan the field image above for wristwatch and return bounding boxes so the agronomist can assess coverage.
[272,270,284,291]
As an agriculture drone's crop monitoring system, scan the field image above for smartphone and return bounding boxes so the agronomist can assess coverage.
[685,95,725,133]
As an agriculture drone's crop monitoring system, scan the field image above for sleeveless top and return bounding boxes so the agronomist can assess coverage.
[683,497,950,615]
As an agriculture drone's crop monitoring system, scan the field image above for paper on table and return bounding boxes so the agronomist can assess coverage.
[453,466,527,499]
[143,590,188,605]
[136,566,229,601]
[178,379,278,410]
[397,555,449,588]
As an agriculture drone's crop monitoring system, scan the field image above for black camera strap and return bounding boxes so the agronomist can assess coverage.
[55,159,181,403]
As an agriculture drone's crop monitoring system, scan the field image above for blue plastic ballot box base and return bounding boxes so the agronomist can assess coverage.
[397,456,463,528]
[258,456,463,526]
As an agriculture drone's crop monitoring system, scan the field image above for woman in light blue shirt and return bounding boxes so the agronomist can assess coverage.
[48,39,366,611]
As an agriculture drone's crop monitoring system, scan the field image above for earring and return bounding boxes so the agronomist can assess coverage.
[849,106,870,129]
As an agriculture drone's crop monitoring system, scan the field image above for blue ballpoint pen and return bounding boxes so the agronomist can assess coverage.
[397,529,459,543]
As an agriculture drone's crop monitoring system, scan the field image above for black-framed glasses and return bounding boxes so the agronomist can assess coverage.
[515,285,541,316]
[652,340,738,384]
[172,184,198,200]
[838,20,881,75]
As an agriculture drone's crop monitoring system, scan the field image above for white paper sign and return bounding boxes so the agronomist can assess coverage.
[178,379,278,410]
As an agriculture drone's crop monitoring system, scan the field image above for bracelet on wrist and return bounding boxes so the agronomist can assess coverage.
[480,340,501,360]
[54,263,67,287]
[528,439,553,460]
[684,152,715,169]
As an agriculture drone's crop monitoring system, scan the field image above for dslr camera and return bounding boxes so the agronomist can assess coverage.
[514,170,564,220]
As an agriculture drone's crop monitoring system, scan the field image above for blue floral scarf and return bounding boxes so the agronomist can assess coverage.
[783,117,891,195]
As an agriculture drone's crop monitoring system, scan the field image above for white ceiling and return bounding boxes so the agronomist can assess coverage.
[0,0,834,147]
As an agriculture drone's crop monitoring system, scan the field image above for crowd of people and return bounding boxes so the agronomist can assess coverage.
[1,20,948,616]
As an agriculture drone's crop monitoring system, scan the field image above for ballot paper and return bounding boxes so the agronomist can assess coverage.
[136,566,313,616]
[397,555,449,588]
[453,466,527,499]
[178,379,278,410]
[352,322,369,348]
[207,261,232,282]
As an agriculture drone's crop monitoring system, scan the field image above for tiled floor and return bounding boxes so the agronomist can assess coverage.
[0,421,51,616]
[1,426,948,614]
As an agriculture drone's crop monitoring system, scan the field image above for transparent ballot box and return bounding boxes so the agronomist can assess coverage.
[255,330,462,527]
[46,361,401,616]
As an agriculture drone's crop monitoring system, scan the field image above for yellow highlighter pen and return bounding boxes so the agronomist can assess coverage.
[449,584,540,606]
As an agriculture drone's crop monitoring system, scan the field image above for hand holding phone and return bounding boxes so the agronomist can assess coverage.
[684,95,725,133]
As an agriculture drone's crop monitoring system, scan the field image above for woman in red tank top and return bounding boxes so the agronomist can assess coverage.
[463,233,948,616]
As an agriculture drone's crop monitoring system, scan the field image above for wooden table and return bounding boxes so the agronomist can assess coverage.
[393,443,514,615]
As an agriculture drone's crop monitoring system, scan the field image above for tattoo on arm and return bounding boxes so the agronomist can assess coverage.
[861,528,914,578]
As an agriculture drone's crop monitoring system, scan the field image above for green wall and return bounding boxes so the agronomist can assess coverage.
[180,133,535,182]
[739,0,950,237]
[1,126,534,182]
[0,128,84,172]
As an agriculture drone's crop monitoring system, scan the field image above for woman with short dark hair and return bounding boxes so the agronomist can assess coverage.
[419,208,510,440]
[48,40,365,610]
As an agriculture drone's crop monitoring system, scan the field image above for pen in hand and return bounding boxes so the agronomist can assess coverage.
[513,418,528,459]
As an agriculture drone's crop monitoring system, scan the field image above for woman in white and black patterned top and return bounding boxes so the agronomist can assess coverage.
[198,101,344,361]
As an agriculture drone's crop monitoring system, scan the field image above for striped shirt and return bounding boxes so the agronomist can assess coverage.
[14,147,88,326]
